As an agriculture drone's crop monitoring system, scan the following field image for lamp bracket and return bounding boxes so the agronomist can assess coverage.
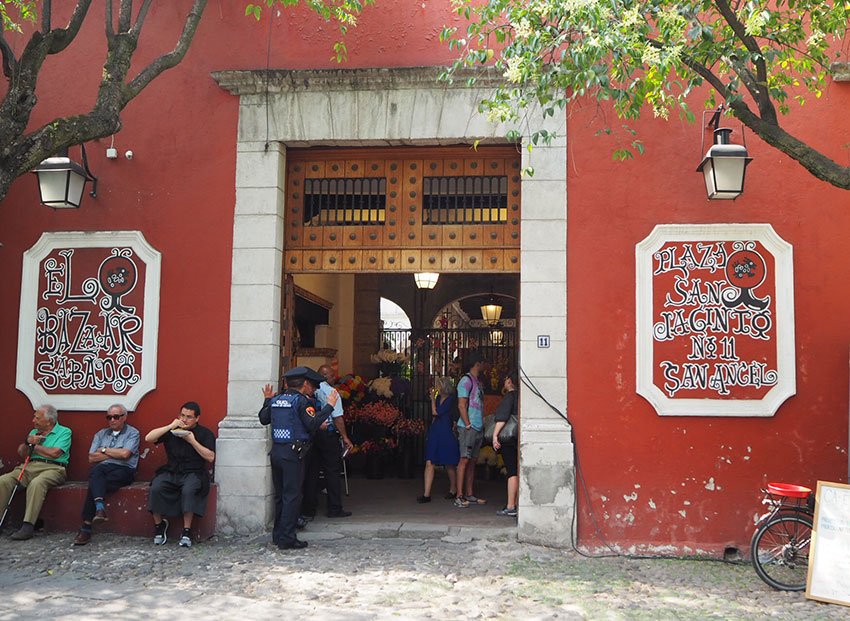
[699,105,747,158]
[79,143,98,198]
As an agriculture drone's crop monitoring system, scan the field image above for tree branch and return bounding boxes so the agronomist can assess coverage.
[727,55,765,105]
[124,0,207,101]
[131,0,153,36]
[729,101,850,190]
[713,0,776,123]
[11,110,122,181]
[106,0,115,39]
[118,0,133,33]
[712,0,763,62]
[41,0,52,33]
[49,1,93,54]
[0,29,17,79]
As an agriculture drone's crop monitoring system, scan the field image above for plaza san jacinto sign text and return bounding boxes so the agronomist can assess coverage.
[636,225,795,417]
[17,232,161,411]
[654,241,776,397]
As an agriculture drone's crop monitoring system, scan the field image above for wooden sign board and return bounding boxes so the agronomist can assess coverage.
[806,481,850,606]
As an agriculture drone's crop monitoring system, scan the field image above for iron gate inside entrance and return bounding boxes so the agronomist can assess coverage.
[379,327,517,463]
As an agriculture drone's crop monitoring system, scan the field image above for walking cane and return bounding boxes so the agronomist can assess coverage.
[0,444,36,530]
[340,437,350,497]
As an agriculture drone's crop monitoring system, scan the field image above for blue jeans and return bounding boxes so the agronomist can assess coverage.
[82,463,135,522]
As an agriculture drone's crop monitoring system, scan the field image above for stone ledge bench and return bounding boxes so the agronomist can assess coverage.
[6,481,216,542]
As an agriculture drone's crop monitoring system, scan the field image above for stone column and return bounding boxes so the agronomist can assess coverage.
[216,141,285,535]
[517,128,574,548]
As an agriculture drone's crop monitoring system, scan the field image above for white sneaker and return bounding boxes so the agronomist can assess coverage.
[179,534,192,548]
[153,519,169,545]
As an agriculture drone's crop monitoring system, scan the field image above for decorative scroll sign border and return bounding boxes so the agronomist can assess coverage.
[635,224,795,417]
[16,231,161,411]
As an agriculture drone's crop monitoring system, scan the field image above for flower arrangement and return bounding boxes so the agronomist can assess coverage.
[393,417,425,437]
[369,376,394,398]
[354,437,397,455]
[370,349,409,365]
[348,400,401,427]
[334,374,367,402]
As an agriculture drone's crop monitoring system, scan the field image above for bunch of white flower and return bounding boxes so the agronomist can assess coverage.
[370,350,408,364]
[503,56,524,83]
[512,17,533,41]
[369,376,394,398]
[641,44,661,67]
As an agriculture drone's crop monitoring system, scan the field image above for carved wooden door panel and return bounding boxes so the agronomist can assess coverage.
[279,273,295,386]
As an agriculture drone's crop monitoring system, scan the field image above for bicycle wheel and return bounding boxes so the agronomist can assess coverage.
[750,513,813,591]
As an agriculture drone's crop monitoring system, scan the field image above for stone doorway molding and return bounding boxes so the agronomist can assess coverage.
[213,66,572,546]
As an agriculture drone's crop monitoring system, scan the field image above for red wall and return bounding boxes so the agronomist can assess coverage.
[1,1,848,553]
[567,87,850,552]
[0,1,460,480]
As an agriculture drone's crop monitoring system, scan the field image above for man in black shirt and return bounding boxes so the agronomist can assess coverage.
[145,401,216,547]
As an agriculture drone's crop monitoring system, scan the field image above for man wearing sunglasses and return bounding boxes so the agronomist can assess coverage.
[73,404,140,545]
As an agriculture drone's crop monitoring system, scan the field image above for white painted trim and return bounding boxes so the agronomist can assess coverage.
[16,231,161,411]
[636,223,795,416]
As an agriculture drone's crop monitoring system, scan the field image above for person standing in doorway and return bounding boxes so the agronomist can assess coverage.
[454,351,487,508]
[301,364,353,519]
[492,371,519,518]
[259,367,338,550]
[417,376,460,503]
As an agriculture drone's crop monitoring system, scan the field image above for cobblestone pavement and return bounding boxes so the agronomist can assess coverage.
[0,530,847,620]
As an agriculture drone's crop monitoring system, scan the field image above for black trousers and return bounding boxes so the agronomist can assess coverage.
[271,443,306,545]
[82,463,135,522]
[302,430,344,516]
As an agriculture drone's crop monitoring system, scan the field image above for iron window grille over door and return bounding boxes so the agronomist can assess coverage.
[422,176,508,224]
[304,177,387,225]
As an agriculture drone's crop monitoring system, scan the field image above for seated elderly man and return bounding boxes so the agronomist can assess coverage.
[73,403,140,545]
[145,401,215,548]
[0,405,71,541]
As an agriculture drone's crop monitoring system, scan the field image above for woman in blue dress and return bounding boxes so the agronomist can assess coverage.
[416,376,461,503]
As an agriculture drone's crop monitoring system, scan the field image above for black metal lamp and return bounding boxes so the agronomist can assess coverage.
[32,144,98,208]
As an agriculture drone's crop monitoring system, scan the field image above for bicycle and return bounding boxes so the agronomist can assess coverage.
[750,482,814,591]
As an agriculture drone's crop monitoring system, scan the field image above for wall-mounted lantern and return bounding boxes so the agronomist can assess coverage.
[32,144,98,208]
[696,108,752,200]
[414,272,440,290]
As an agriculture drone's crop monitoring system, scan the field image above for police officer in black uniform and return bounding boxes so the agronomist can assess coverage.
[259,366,338,550]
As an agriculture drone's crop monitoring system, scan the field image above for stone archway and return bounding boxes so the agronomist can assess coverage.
[213,67,572,547]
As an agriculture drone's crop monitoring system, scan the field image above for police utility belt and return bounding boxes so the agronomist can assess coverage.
[289,440,309,457]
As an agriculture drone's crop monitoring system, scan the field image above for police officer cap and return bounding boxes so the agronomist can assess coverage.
[283,366,324,384]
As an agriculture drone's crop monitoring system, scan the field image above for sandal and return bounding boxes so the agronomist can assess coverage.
[444,492,456,500]
[453,497,469,508]
[416,495,431,504]
[463,495,487,505]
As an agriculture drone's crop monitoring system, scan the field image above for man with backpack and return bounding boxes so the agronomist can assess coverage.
[454,351,487,508]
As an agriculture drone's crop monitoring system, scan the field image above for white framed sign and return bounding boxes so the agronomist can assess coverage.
[636,224,795,416]
[806,481,850,606]
[16,231,161,411]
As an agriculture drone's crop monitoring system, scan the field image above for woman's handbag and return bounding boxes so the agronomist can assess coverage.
[497,414,518,443]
